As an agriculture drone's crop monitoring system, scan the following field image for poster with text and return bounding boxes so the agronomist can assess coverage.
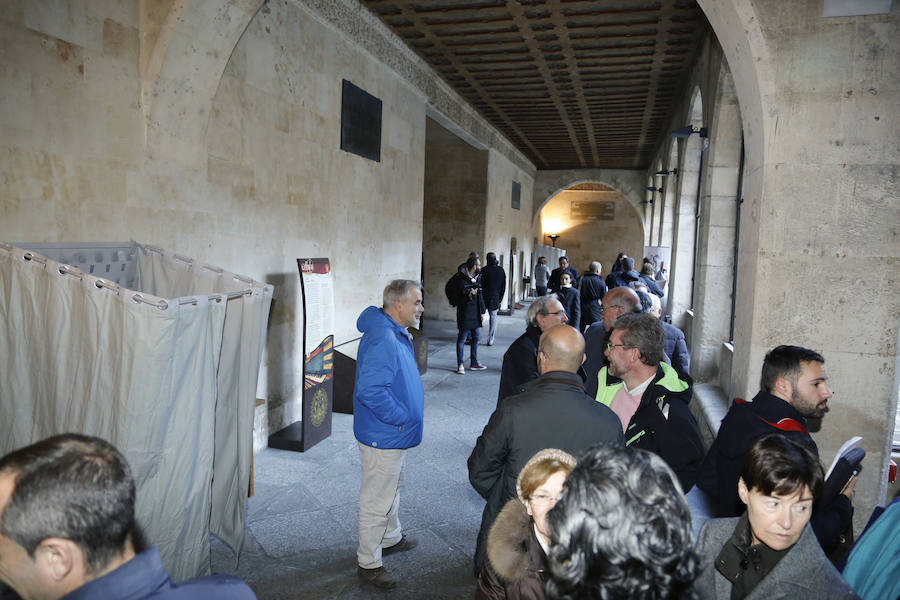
[298,258,334,450]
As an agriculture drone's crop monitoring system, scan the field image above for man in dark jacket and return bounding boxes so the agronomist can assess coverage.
[695,345,855,557]
[595,313,703,491]
[497,295,568,403]
[468,324,624,576]
[605,256,641,289]
[578,261,606,332]
[638,262,665,297]
[547,255,579,293]
[647,292,690,378]
[452,257,487,374]
[480,252,506,346]
[583,287,642,398]
[0,434,258,600]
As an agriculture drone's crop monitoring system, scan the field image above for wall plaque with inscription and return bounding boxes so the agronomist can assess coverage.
[570,200,615,221]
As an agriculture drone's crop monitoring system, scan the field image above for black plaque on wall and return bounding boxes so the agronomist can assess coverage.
[512,181,521,210]
[340,79,382,162]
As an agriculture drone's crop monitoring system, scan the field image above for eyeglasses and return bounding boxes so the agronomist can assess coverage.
[529,492,561,505]
[542,310,566,317]
[606,342,633,351]
[599,305,622,314]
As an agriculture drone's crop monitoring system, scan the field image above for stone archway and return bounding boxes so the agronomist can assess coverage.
[533,171,647,277]
[141,0,265,166]
[695,0,899,515]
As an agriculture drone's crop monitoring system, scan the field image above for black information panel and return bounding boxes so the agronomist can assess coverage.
[340,79,382,162]
[269,258,334,452]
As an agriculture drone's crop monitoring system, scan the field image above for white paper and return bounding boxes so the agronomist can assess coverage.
[825,436,863,480]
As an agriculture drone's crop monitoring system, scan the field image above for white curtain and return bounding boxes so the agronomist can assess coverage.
[134,243,271,563]
[0,242,272,581]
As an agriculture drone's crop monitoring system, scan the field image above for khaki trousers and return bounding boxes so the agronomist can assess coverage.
[357,442,405,568]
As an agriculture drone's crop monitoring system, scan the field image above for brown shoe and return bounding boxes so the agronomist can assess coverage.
[358,565,397,590]
[383,534,419,555]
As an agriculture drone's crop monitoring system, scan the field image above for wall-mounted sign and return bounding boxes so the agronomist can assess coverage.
[571,200,615,221]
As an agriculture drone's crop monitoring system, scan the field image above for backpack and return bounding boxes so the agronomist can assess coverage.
[445,275,459,307]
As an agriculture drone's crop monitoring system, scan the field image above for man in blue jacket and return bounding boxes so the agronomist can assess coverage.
[0,434,256,600]
[353,279,425,590]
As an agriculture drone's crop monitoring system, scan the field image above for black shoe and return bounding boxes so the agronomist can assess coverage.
[358,566,397,590]
[383,534,419,555]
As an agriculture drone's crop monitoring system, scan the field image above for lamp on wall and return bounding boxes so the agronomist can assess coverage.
[546,233,560,247]
[642,186,662,205]
[671,125,707,139]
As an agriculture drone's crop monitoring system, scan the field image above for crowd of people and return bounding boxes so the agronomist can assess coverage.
[2,255,897,600]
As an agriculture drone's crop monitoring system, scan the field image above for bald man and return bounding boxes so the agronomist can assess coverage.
[468,324,624,575]
[582,286,642,398]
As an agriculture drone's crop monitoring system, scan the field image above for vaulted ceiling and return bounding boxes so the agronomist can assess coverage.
[360,0,709,170]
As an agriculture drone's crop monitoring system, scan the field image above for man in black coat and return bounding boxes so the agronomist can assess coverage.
[547,256,579,293]
[595,313,703,491]
[451,257,487,374]
[578,261,607,332]
[480,252,506,346]
[605,256,641,289]
[497,295,568,403]
[695,345,854,556]
[648,293,690,378]
[468,324,624,576]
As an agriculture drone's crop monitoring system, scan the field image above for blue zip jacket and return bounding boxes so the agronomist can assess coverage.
[352,306,424,449]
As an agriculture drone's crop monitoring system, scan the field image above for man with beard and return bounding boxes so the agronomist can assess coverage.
[696,345,855,557]
[595,313,703,491]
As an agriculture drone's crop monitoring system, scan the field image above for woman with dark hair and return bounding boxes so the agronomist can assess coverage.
[545,444,698,600]
[476,449,576,600]
[694,434,858,599]
[554,273,580,331]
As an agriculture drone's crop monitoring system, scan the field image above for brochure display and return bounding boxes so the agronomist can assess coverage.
[269,258,334,452]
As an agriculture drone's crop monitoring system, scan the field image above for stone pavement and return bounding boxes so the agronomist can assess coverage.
[211,309,531,599]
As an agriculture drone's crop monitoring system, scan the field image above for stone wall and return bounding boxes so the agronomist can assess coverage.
[0,1,428,437]
[698,0,900,522]
[422,118,488,323]
[485,149,535,308]
[538,189,644,277]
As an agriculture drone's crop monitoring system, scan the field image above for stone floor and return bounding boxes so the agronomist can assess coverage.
[210,310,528,599]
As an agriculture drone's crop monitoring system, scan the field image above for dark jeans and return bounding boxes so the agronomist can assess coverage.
[456,327,480,366]
[536,285,548,297]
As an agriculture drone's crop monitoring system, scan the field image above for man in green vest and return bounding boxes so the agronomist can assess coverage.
[595,312,703,491]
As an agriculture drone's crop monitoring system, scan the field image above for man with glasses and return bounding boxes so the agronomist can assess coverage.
[497,295,569,403]
[583,286,642,398]
[595,312,703,491]
[469,324,623,577]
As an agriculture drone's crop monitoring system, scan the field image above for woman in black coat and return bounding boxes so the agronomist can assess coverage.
[476,449,575,600]
[554,273,580,331]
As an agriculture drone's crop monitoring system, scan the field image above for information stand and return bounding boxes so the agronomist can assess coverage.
[269,258,334,452]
